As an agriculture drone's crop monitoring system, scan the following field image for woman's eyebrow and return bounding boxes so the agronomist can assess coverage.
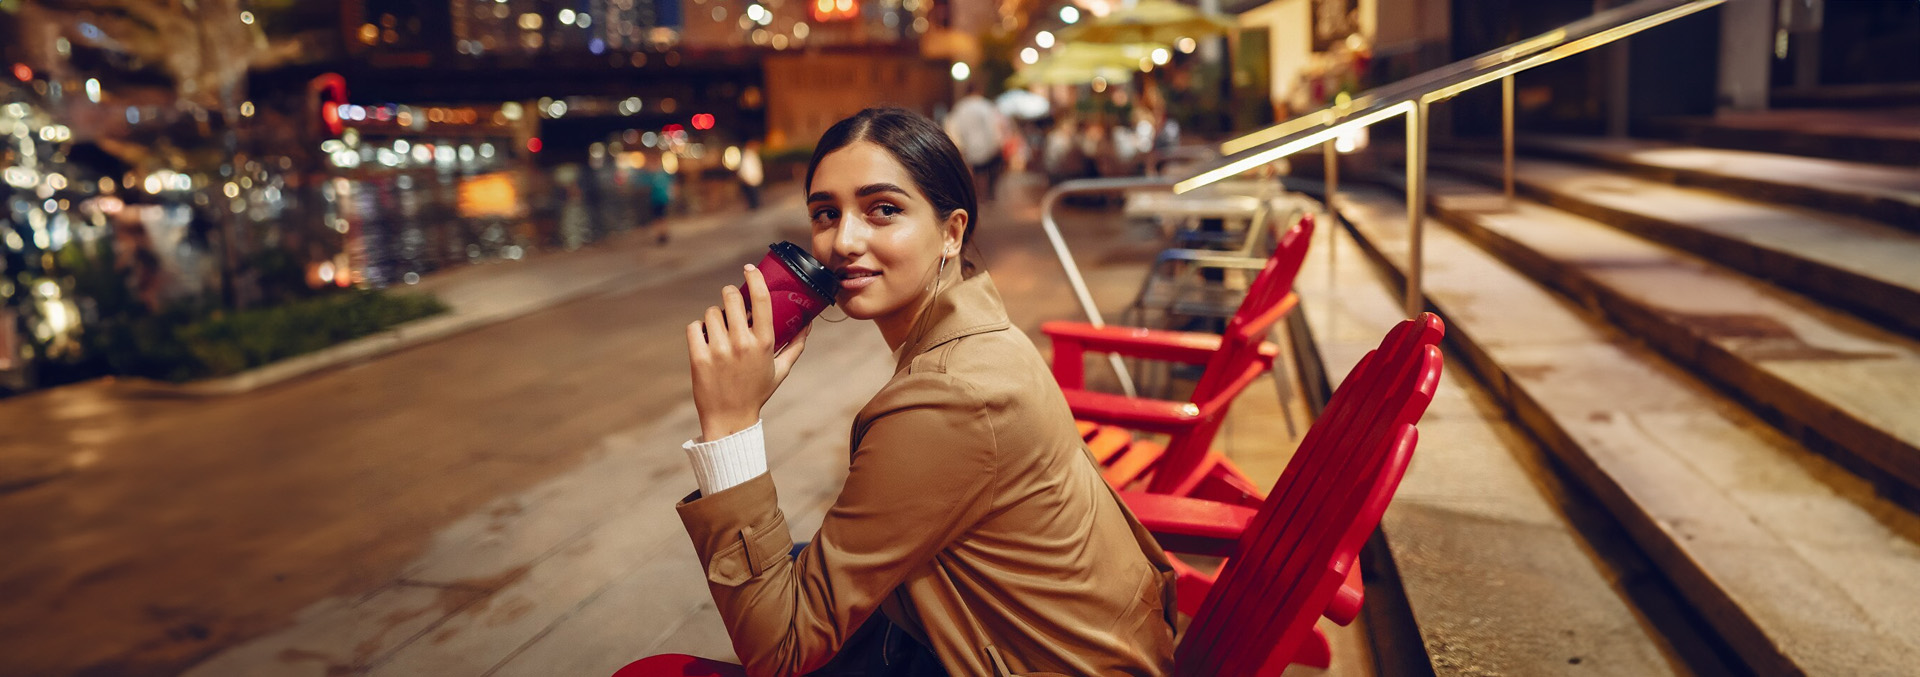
[855,183,910,198]
[808,183,909,204]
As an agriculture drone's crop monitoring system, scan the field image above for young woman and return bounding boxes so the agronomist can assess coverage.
[679,107,1175,677]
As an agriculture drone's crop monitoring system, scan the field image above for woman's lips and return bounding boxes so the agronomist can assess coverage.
[839,272,881,291]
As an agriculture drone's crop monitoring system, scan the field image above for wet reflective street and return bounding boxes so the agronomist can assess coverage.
[0,177,1171,675]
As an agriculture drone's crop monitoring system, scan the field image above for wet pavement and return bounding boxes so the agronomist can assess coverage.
[0,173,1223,675]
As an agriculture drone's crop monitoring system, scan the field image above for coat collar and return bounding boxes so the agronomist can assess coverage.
[892,271,1012,372]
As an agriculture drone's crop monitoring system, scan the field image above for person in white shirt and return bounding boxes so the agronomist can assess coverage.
[942,84,1007,201]
[737,139,766,210]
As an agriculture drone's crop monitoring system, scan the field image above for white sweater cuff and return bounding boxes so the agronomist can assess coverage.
[682,420,768,495]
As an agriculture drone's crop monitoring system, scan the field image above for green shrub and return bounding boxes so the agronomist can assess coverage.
[170,290,447,380]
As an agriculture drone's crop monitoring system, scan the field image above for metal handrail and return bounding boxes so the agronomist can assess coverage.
[1178,0,1726,315]
[1034,0,1725,389]
[1038,176,1181,397]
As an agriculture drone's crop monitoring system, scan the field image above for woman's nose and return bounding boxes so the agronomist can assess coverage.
[833,213,868,257]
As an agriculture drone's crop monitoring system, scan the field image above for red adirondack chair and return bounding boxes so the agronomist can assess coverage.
[612,654,743,677]
[618,315,1444,677]
[1132,312,1444,672]
[1045,213,1314,506]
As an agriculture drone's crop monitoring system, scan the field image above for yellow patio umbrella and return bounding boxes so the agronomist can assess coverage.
[1057,0,1234,45]
[1008,42,1154,87]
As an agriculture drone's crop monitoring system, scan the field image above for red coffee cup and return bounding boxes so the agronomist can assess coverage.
[755,242,839,352]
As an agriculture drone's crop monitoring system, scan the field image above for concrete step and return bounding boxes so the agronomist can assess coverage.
[1515,135,1920,230]
[1421,169,1920,506]
[1329,184,1920,676]
[1772,83,1920,109]
[1288,221,1725,677]
[1432,155,1920,340]
[1644,109,1920,167]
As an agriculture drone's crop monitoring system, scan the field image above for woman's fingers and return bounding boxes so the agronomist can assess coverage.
[702,306,730,356]
[721,285,753,345]
[685,321,710,363]
[772,325,811,382]
[744,265,774,344]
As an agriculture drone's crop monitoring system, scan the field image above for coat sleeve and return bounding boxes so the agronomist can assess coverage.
[675,372,998,677]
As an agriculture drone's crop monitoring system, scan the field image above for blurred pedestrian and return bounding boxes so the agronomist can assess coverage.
[640,153,674,244]
[737,139,765,210]
[943,83,1007,201]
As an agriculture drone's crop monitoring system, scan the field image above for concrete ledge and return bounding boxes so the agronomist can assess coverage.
[1289,221,1698,676]
[1435,156,1920,340]
[1515,135,1920,233]
[1419,182,1920,506]
[1644,116,1920,167]
[1332,183,1920,676]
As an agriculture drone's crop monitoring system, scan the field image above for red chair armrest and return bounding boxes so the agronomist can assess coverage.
[1063,389,1203,434]
[1123,490,1255,558]
[1044,321,1224,387]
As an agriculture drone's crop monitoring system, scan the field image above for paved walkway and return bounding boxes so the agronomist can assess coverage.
[0,184,807,675]
[1,173,1341,676]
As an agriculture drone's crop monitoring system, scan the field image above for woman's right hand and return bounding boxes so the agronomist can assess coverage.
[685,264,811,442]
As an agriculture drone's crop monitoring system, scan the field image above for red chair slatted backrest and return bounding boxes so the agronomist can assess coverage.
[1188,212,1315,407]
[1142,213,1315,495]
[1175,314,1445,676]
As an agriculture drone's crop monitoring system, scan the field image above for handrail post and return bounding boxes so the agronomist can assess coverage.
[1405,99,1429,318]
[1323,138,1339,216]
[1502,74,1516,202]
[1039,177,1178,397]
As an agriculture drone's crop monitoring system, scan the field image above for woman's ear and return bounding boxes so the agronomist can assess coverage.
[943,209,969,258]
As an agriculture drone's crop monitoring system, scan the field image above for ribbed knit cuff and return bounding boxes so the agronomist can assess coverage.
[682,420,768,495]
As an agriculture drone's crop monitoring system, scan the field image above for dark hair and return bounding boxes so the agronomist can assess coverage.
[805,107,981,275]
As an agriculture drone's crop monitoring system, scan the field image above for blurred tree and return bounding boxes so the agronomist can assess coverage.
[11,0,305,116]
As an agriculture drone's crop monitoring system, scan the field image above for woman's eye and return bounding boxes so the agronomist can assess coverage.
[871,204,902,218]
[810,209,838,224]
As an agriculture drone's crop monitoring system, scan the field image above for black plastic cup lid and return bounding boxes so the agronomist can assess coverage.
[768,242,840,302]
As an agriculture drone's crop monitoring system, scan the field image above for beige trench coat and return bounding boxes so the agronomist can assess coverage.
[677,272,1176,676]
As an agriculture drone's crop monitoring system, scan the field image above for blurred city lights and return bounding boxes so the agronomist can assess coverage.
[951,62,971,81]
[1021,48,1039,64]
[1151,48,1170,65]
[526,138,543,153]
[1060,6,1080,23]
[11,64,30,82]
[1177,37,1197,53]
[1036,31,1055,48]
[84,79,101,103]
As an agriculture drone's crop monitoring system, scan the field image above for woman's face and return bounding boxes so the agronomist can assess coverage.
[807,141,961,325]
